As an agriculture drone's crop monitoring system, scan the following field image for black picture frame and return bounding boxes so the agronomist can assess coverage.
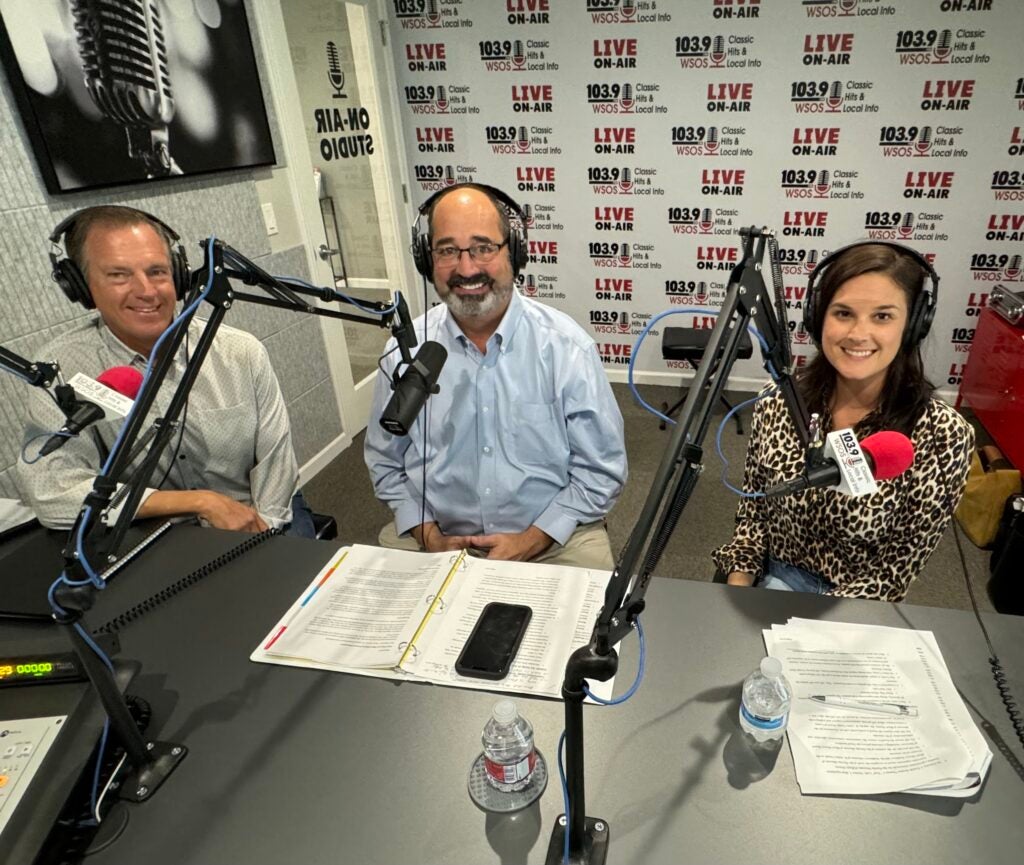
[0,1,276,195]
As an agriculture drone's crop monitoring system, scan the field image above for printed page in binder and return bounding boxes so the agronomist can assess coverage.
[252,544,616,700]
[259,545,465,670]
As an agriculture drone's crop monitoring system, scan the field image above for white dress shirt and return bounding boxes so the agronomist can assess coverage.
[17,315,298,529]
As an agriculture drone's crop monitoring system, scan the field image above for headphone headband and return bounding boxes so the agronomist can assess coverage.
[49,206,189,309]
[802,239,938,349]
[410,183,529,279]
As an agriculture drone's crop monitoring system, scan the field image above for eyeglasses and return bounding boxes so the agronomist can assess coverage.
[431,240,508,266]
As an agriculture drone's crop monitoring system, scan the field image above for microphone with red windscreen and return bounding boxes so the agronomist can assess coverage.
[765,430,915,497]
[862,430,916,481]
[37,366,145,457]
[97,366,144,400]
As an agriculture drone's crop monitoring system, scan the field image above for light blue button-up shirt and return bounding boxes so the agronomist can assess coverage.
[364,291,627,545]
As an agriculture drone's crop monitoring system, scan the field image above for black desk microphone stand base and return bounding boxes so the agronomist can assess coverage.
[545,643,617,865]
[545,816,609,865]
[62,607,187,802]
[546,228,807,863]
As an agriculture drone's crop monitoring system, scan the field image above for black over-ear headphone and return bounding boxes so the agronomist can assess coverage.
[410,183,529,279]
[49,206,190,309]
[802,239,939,349]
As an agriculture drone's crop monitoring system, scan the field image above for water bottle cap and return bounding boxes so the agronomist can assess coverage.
[760,657,783,678]
[492,699,518,724]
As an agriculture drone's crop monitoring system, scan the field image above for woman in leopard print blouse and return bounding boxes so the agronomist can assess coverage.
[712,243,974,601]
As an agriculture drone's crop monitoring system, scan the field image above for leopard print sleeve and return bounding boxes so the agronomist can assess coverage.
[711,390,774,579]
[828,399,975,602]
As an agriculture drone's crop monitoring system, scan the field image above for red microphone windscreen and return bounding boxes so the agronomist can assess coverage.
[97,366,144,400]
[860,430,915,481]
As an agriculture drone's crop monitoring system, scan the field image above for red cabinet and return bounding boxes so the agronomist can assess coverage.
[957,307,1024,470]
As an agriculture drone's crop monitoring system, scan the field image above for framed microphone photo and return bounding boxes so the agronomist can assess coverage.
[0,0,276,194]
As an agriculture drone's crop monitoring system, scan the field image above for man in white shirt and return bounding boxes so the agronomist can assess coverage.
[18,206,303,533]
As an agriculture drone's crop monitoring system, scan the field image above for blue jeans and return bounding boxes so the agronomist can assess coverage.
[757,558,832,594]
[285,491,317,539]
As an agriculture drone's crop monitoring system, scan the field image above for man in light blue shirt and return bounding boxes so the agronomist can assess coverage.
[364,184,626,568]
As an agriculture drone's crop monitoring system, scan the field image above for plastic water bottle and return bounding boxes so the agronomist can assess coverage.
[481,700,536,792]
[739,657,792,743]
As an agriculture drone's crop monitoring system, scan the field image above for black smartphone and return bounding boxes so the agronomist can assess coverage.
[454,602,532,680]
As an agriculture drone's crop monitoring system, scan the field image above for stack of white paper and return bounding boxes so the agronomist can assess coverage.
[764,618,992,798]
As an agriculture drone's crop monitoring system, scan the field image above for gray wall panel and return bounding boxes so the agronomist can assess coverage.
[287,378,343,467]
[0,73,47,211]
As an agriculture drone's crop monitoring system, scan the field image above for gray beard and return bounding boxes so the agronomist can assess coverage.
[440,280,514,320]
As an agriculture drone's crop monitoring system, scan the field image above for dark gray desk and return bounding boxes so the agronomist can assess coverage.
[14,527,1024,864]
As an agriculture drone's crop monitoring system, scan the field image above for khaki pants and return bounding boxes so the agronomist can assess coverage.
[377,520,614,570]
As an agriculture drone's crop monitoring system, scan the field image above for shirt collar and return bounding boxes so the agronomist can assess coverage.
[442,289,525,354]
[93,315,148,366]
[93,311,191,370]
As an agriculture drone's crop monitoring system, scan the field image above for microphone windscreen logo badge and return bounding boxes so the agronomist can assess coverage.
[435,85,448,111]
[327,42,346,98]
[426,0,441,25]
[618,242,632,266]
[793,321,810,345]
[521,203,534,228]
[804,249,820,274]
[621,0,637,20]
[522,274,538,296]
[444,165,455,186]
[617,310,631,334]
[710,36,726,67]
[618,167,633,193]
[699,207,714,233]
[933,30,953,62]
[839,0,859,13]
[695,281,709,304]
[827,80,844,111]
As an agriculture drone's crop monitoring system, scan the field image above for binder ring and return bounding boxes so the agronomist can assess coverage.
[425,594,446,612]
[397,641,420,658]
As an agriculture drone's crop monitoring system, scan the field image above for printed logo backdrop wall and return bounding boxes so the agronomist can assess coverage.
[387,0,1022,394]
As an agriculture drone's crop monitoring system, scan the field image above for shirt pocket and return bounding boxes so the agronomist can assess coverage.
[187,404,254,480]
[510,400,567,467]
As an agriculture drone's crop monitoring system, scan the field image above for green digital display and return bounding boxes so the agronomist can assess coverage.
[0,656,80,686]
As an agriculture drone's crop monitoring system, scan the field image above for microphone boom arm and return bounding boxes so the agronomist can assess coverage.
[47,236,411,805]
[549,227,814,865]
[0,345,61,388]
[2,345,110,451]
[215,241,418,365]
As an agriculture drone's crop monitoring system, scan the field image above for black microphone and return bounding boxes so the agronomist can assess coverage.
[38,401,106,457]
[71,0,177,175]
[380,342,447,436]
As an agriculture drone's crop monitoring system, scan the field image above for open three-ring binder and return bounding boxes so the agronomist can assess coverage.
[251,544,616,699]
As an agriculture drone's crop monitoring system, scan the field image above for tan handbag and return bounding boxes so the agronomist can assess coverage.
[955,445,1022,548]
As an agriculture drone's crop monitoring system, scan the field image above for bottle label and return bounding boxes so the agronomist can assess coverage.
[740,704,787,730]
[484,749,536,784]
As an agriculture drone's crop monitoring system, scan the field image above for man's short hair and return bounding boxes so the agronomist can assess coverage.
[66,206,174,278]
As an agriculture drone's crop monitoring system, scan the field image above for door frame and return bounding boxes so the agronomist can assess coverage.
[250,1,418,481]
